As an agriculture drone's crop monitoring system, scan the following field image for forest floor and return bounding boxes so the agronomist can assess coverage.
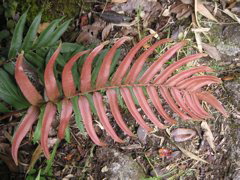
[1,0,240,179]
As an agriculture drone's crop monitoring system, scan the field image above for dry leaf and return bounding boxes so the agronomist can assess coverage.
[111,0,128,3]
[37,23,50,34]
[223,9,240,24]
[147,28,159,38]
[170,4,193,20]
[102,24,113,41]
[175,143,208,163]
[201,121,216,152]
[0,154,18,172]
[181,0,193,4]
[171,128,196,142]
[27,145,43,173]
[162,7,171,17]
[76,18,106,44]
[191,27,210,32]
[137,126,148,144]
[194,31,203,53]
[196,0,218,22]
[202,43,221,61]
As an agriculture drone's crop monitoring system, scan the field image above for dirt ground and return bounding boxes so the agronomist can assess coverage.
[1,0,240,179]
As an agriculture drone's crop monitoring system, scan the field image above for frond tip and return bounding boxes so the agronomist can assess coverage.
[12,36,228,164]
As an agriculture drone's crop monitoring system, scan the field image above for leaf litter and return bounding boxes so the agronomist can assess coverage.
[2,0,240,179]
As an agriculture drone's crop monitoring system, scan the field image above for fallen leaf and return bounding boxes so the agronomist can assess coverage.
[0,154,18,172]
[137,126,148,144]
[202,43,221,61]
[201,121,216,152]
[76,18,106,44]
[194,31,203,53]
[27,145,43,173]
[170,4,193,20]
[175,143,208,163]
[223,9,240,24]
[98,11,132,24]
[162,6,171,17]
[171,128,196,142]
[102,24,113,40]
[196,0,218,22]
[37,23,50,34]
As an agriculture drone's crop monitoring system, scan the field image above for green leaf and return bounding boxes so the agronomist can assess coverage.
[0,69,29,109]
[8,10,28,59]
[33,18,62,48]
[71,46,85,89]
[71,96,85,134]
[36,48,48,58]
[3,62,15,75]
[65,126,71,143]
[85,94,97,115]
[115,88,125,108]
[0,30,10,41]
[25,52,45,68]
[33,105,45,143]
[110,49,121,76]
[48,19,72,46]
[43,140,60,175]
[128,87,139,106]
[91,49,108,86]
[0,102,10,113]
[56,53,66,67]
[36,169,41,180]
[61,42,81,53]
[22,12,42,50]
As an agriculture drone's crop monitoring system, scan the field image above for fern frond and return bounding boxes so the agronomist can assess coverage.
[11,36,228,165]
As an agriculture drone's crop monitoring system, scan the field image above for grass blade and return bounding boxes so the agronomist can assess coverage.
[22,12,42,50]
[33,18,62,48]
[48,19,72,46]
[8,10,28,59]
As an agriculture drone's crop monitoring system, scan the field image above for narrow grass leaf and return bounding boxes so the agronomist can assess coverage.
[33,105,46,144]
[33,18,62,48]
[0,69,29,109]
[48,19,72,46]
[8,10,28,58]
[43,140,60,175]
[22,12,42,50]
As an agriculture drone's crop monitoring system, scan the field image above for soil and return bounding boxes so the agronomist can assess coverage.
[1,1,240,180]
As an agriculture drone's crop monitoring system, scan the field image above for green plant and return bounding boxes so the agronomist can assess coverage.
[0,10,83,113]
[11,32,228,165]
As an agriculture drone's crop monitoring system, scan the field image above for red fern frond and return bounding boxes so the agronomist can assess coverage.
[12,36,228,164]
